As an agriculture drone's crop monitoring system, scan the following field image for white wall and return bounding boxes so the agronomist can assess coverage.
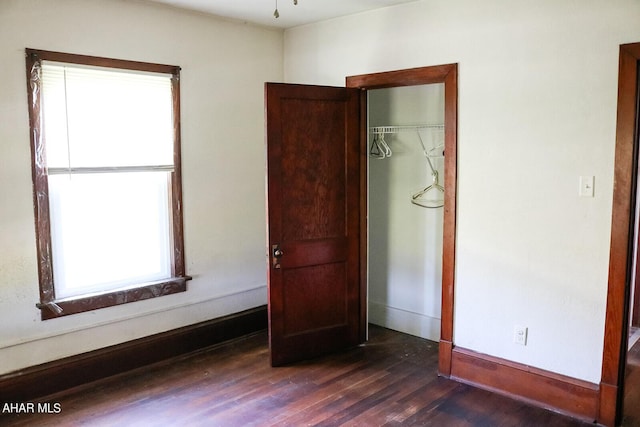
[368,84,444,341]
[0,0,282,375]
[284,0,640,383]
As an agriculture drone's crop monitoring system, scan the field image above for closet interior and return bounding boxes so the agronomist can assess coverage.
[367,83,445,342]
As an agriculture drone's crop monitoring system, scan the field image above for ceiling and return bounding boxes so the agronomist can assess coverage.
[145,0,419,29]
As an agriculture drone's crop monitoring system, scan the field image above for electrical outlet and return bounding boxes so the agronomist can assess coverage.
[514,325,528,346]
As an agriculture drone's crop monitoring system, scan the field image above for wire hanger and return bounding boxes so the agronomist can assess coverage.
[411,130,444,209]
[369,132,392,159]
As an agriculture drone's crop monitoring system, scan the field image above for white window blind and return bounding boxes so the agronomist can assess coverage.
[40,61,176,299]
[41,62,174,169]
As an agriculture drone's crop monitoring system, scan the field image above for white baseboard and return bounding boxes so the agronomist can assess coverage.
[368,301,440,341]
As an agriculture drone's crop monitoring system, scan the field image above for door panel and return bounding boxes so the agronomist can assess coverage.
[280,98,346,241]
[282,263,347,335]
[265,83,361,366]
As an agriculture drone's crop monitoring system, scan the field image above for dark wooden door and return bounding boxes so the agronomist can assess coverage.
[265,83,362,366]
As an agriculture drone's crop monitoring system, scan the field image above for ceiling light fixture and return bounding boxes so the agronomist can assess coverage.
[274,0,299,19]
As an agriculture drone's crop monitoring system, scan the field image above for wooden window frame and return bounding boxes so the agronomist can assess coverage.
[25,49,190,320]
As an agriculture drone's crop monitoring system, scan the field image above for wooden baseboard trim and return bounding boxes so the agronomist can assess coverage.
[450,347,599,423]
[0,305,268,402]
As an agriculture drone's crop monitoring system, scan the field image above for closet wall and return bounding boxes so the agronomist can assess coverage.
[368,84,445,341]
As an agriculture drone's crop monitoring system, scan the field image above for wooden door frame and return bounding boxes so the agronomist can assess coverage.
[600,42,640,426]
[346,63,458,375]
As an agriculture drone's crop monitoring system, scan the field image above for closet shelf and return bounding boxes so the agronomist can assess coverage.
[369,124,445,159]
[370,124,444,134]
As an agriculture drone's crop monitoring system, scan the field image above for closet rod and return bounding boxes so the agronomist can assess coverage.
[370,124,444,134]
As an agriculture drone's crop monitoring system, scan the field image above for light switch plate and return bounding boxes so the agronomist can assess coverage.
[579,176,595,198]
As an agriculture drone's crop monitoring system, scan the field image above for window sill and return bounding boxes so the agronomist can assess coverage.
[37,276,192,320]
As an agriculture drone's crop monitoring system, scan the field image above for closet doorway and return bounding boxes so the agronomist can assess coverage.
[367,84,445,342]
[347,64,458,375]
[264,66,457,371]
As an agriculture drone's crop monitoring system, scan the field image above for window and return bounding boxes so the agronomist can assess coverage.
[26,49,190,320]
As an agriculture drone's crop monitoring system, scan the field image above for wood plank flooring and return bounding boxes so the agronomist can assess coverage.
[1,325,592,426]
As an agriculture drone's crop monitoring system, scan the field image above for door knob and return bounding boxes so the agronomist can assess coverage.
[272,244,283,269]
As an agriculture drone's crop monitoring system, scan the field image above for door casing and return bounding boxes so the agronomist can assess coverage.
[346,63,458,375]
[600,42,640,426]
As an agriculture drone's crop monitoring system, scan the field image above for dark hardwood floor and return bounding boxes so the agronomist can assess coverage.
[2,325,592,426]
